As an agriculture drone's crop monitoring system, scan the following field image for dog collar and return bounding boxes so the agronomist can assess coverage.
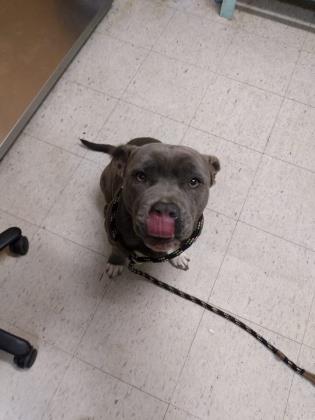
[108,187,204,264]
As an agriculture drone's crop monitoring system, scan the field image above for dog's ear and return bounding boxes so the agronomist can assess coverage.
[112,145,136,177]
[205,155,220,187]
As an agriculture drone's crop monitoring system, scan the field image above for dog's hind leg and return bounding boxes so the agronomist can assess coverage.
[105,246,126,278]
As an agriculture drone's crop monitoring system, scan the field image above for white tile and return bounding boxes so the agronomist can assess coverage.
[221,30,299,95]
[65,32,148,97]
[0,134,80,224]
[287,51,315,107]
[211,223,315,341]
[85,101,187,165]
[182,128,261,219]
[172,312,300,419]
[154,12,235,71]
[303,28,315,54]
[44,358,167,420]
[44,159,108,255]
[0,229,108,353]
[26,79,117,156]
[165,0,221,20]
[98,0,174,48]
[266,99,315,172]
[165,405,201,420]
[0,337,71,420]
[304,298,315,349]
[192,75,282,151]
[241,155,315,250]
[142,209,236,301]
[123,52,210,123]
[236,9,308,49]
[77,272,203,401]
[284,345,315,420]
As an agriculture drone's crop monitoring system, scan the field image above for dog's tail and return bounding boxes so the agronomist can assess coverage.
[80,138,116,155]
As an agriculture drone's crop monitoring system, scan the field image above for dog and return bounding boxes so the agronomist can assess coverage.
[81,137,220,278]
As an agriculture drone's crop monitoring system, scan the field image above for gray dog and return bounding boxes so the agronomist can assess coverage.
[81,137,220,278]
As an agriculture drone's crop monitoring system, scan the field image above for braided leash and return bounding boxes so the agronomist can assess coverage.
[128,260,315,386]
[110,189,315,386]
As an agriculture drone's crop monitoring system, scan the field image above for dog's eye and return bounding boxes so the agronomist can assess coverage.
[136,171,146,182]
[189,177,201,188]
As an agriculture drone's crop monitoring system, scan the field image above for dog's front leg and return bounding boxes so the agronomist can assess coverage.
[105,246,126,278]
[169,252,190,271]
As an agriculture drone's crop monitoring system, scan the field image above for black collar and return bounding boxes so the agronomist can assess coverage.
[108,188,204,264]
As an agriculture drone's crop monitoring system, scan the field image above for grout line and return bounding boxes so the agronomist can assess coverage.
[162,404,170,420]
[164,403,202,420]
[38,155,84,227]
[74,353,170,405]
[41,226,108,258]
[238,219,315,254]
[71,272,113,359]
[282,292,315,419]
[163,19,239,403]
[40,354,75,420]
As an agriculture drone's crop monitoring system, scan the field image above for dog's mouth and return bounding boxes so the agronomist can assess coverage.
[144,236,180,253]
[144,212,179,253]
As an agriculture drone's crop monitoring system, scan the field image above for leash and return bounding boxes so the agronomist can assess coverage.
[110,189,315,387]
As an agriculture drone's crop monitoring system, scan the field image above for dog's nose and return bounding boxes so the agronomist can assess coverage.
[151,202,179,219]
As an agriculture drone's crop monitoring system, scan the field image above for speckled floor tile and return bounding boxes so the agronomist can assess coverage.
[43,358,167,420]
[77,272,203,401]
[287,51,315,107]
[25,79,117,156]
[165,405,202,420]
[0,134,80,224]
[154,11,235,71]
[241,155,315,250]
[221,30,299,95]
[235,8,309,49]
[97,0,175,48]
[211,222,315,342]
[192,75,282,151]
[44,158,108,255]
[65,32,148,98]
[123,52,210,123]
[164,0,221,20]
[266,99,315,172]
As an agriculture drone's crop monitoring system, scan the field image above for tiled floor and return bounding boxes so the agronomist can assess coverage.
[1,0,315,419]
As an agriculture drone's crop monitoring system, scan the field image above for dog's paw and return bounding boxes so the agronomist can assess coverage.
[169,253,190,271]
[105,263,124,278]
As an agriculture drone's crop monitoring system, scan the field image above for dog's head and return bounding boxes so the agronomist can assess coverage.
[113,143,220,253]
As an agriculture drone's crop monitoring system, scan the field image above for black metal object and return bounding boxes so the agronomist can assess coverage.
[0,328,37,368]
[0,227,29,255]
[0,227,37,368]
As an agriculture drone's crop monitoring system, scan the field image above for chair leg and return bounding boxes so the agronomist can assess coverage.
[0,328,37,368]
[220,0,236,19]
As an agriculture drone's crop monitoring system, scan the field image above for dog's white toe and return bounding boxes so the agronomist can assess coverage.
[169,252,190,271]
[106,263,124,278]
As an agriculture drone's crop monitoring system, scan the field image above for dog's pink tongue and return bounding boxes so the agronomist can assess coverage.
[147,212,175,238]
